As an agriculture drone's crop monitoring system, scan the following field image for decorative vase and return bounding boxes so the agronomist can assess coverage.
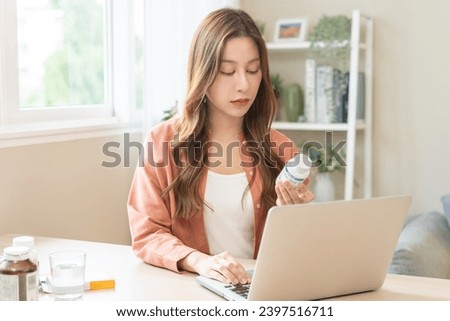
[313,172,335,202]
[283,83,304,122]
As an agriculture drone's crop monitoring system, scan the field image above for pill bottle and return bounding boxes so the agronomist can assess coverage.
[13,235,38,266]
[276,153,311,187]
[0,246,39,301]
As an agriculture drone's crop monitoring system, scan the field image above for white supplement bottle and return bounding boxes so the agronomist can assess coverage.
[276,153,311,187]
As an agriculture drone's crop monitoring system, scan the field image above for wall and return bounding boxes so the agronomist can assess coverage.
[242,0,450,214]
[0,133,141,245]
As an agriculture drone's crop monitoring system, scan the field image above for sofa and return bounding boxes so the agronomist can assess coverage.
[388,194,450,279]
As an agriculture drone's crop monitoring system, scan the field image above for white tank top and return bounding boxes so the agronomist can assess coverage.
[203,170,254,259]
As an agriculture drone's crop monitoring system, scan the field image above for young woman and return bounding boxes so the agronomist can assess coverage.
[127,8,314,285]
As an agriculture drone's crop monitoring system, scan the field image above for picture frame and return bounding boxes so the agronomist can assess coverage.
[274,18,308,42]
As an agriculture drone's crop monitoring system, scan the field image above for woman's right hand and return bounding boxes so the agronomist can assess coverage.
[179,251,250,285]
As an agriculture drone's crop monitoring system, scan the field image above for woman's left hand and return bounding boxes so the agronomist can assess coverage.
[275,177,315,205]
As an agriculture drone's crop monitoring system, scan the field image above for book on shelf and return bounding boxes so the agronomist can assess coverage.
[315,65,329,123]
[357,72,365,120]
[304,59,316,123]
[332,70,347,123]
[315,65,336,123]
[342,71,365,122]
[306,60,365,124]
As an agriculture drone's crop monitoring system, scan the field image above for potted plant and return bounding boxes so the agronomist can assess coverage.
[307,14,352,72]
[270,73,284,120]
[270,73,283,101]
[301,141,344,174]
[301,141,345,202]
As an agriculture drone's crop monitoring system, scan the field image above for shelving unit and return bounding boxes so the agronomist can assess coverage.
[267,10,373,200]
[272,120,366,132]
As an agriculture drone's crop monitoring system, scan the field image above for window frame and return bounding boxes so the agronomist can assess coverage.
[0,0,142,148]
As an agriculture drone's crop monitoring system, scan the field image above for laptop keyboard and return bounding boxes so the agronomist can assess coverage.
[225,283,250,299]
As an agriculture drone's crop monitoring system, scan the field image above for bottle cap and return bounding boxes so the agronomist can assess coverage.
[13,236,35,250]
[3,246,30,261]
[287,153,311,177]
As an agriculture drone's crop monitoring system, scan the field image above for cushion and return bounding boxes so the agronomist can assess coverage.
[388,211,450,279]
[442,193,450,224]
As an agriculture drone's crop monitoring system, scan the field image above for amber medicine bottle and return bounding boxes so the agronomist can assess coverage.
[0,246,39,301]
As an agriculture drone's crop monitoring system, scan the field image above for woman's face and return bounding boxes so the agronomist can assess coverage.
[206,36,262,123]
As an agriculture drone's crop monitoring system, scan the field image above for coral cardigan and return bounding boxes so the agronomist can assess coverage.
[127,118,297,272]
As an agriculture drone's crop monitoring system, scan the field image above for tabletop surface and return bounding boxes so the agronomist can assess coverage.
[1,233,450,301]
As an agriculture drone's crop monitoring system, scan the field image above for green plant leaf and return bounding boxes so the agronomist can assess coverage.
[308,15,352,72]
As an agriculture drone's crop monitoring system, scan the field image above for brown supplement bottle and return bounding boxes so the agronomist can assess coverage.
[0,246,39,301]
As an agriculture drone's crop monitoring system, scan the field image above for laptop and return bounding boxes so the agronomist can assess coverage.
[196,195,412,301]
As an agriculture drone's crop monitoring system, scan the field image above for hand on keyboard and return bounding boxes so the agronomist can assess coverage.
[181,251,251,285]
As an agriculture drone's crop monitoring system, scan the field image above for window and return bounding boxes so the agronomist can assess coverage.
[17,0,106,109]
[0,0,237,147]
[0,0,142,147]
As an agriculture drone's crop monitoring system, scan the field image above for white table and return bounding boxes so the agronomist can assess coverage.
[2,234,450,301]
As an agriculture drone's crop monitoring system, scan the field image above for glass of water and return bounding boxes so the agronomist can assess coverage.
[49,250,86,300]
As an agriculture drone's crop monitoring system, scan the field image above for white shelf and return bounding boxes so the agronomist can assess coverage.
[266,41,311,50]
[266,40,366,51]
[272,121,366,131]
[267,10,373,200]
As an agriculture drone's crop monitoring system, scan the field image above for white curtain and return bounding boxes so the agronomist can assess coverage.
[142,0,240,136]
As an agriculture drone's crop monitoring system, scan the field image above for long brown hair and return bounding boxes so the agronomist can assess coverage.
[162,8,285,219]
